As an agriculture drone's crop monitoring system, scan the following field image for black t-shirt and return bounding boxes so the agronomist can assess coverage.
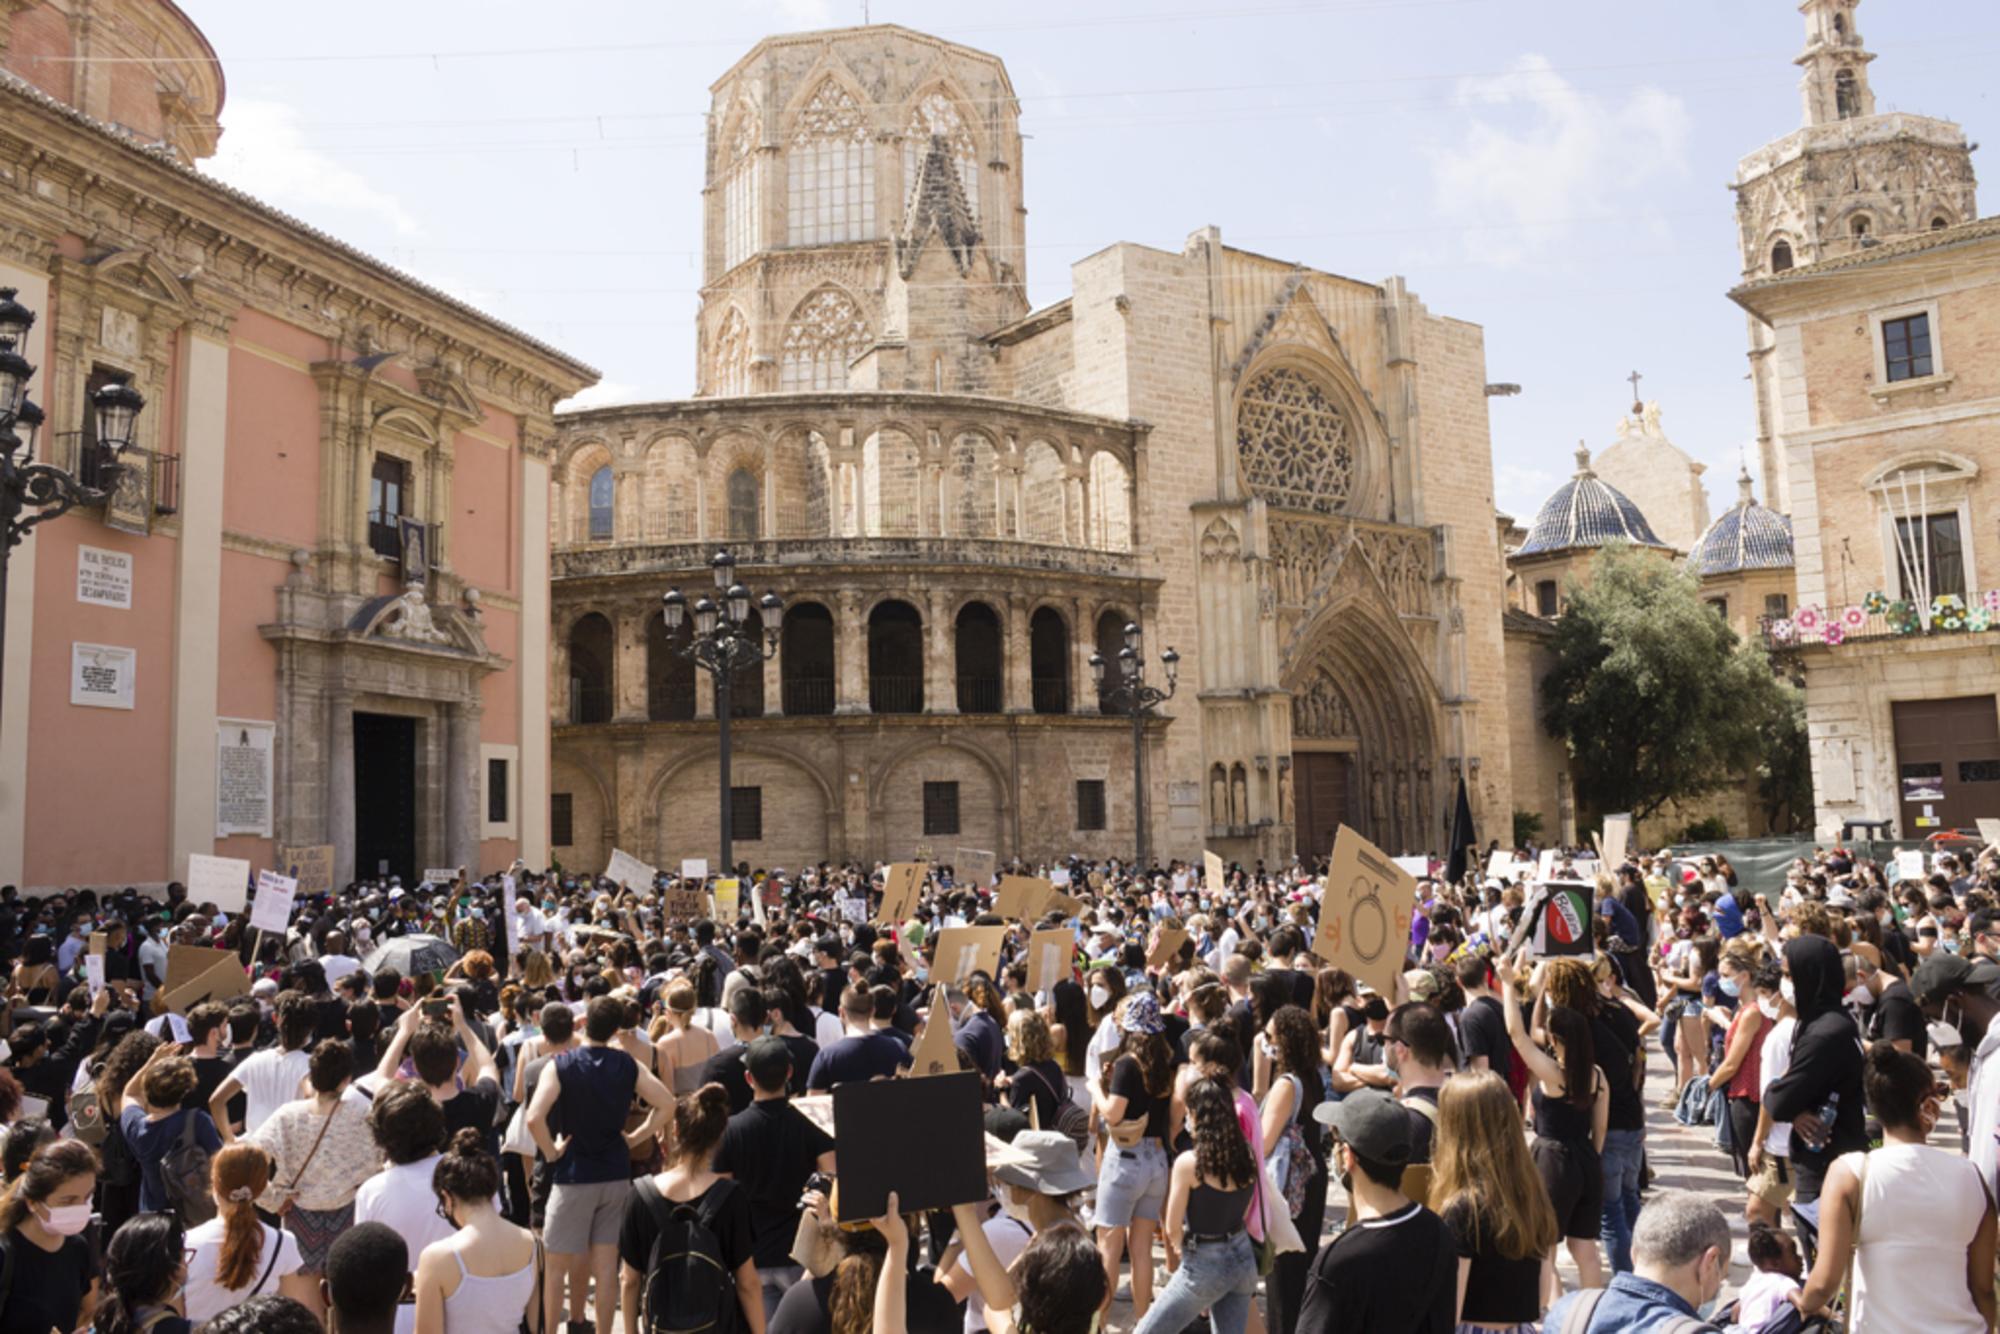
[699,1047,755,1117]
[0,1231,98,1334]
[1006,1059,1067,1127]
[777,1034,820,1098]
[816,968,847,1013]
[1297,1201,1456,1334]
[714,1098,837,1268]
[768,1263,963,1334]
[618,1178,755,1304]
[1457,996,1513,1085]
[441,1075,503,1150]
[1869,979,1929,1061]
[1108,1054,1170,1141]
[190,1050,240,1117]
[1591,1005,1644,1132]
[1442,1199,1542,1324]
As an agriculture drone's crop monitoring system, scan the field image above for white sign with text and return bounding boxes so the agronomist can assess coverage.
[76,545,133,609]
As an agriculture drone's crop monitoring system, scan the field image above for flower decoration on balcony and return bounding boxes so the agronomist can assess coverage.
[1822,622,1845,647]
[1841,606,1866,631]
[1984,589,2000,615]
[1769,618,1796,643]
[1934,593,1968,632]
[1971,609,1993,633]
[1887,599,1918,635]
[1862,590,1889,615]
[1794,606,1822,633]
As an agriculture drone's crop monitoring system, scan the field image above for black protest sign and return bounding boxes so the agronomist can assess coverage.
[832,1071,987,1221]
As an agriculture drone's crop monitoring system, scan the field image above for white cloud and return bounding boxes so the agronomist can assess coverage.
[203,97,422,237]
[1427,54,1689,266]
[557,379,658,413]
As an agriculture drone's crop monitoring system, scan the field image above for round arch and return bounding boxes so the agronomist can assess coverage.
[865,732,1013,844]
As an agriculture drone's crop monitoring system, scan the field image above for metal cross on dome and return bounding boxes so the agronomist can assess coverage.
[1627,369,1643,416]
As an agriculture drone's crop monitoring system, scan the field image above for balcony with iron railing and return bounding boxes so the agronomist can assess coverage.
[1031,677,1070,715]
[870,676,924,715]
[555,531,1141,582]
[955,676,1002,715]
[51,431,179,517]
[1761,588,2000,653]
[782,677,836,716]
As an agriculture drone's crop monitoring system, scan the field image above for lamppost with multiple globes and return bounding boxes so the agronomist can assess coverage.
[661,549,781,877]
[1090,622,1178,874]
[0,287,146,751]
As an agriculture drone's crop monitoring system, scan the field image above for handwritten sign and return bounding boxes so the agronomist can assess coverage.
[907,985,957,1078]
[423,868,462,888]
[1146,925,1189,971]
[1312,824,1419,998]
[930,925,1006,986]
[277,844,334,896]
[957,848,997,885]
[1894,849,1926,883]
[994,875,1057,922]
[877,863,925,924]
[1027,928,1073,994]
[679,858,709,882]
[1600,814,1632,868]
[84,932,106,997]
[1048,868,1072,888]
[187,853,252,914]
[158,944,249,1014]
[1977,818,2000,846]
[1393,855,1429,879]
[664,886,707,919]
[713,878,740,921]
[603,849,657,892]
[249,869,298,935]
[1204,850,1226,895]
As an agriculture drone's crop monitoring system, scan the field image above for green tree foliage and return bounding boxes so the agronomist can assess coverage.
[1512,808,1544,847]
[1756,679,1815,833]
[1540,545,1796,825]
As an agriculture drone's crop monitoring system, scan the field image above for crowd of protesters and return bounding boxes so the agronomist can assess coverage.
[0,831,1991,1333]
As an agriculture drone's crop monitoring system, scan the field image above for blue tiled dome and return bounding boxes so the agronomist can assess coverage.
[1515,445,1669,556]
[1688,470,1794,576]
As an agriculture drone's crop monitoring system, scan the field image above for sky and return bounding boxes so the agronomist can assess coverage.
[188,0,2000,522]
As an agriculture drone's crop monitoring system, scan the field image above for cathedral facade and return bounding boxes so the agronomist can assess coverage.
[547,24,1513,872]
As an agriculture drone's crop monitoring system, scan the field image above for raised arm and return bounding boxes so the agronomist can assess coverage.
[448,996,496,1087]
[375,1002,423,1084]
[1498,959,1564,1088]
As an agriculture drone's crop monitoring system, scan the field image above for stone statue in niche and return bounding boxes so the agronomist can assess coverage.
[1230,767,1249,827]
[1415,762,1435,848]
[1369,765,1386,824]
[1211,768,1229,827]
[1394,766,1411,833]
[1277,757,1293,828]
[382,583,450,645]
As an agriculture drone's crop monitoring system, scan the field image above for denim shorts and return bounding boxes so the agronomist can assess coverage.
[1096,1139,1169,1228]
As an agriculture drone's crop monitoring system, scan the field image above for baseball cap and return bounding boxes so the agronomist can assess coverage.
[1402,968,1440,1002]
[1312,1088,1412,1166]
[742,1035,793,1088]
[1910,952,2000,1007]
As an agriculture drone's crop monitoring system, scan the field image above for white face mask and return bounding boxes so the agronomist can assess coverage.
[1089,986,1111,1011]
[1758,997,1779,1021]
[38,1201,92,1236]
[1780,977,1796,1006]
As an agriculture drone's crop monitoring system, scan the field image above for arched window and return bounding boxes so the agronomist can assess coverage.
[647,613,695,721]
[568,613,614,724]
[780,288,870,391]
[780,603,836,716]
[1770,240,1794,273]
[1932,215,1951,231]
[954,603,1002,714]
[727,468,760,540]
[1237,365,1356,516]
[1029,607,1069,714]
[710,308,751,397]
[1835,69,1860,119]
[1087,453,1132,551]
[869,601,925,714]
[903,91,979,223]
[588,465,614,541]
[788,81,874,246]
[1850,214,1870,239]
[1095,609,1129,713]
[721,106,761,270]
[729,608,765,718]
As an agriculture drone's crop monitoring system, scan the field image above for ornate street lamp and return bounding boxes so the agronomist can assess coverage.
[1,290,145,749]
[662,549,782,877]
[1091,621,1178,873]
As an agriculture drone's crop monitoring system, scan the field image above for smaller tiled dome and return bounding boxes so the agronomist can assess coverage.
[1688,469,1794,576]
[1515,444,1669,556]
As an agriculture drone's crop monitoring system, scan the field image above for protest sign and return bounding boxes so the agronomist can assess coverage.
[1528,881,1596,958]
[158,944,248,1013]
[877,862,925,924]
[994,875,1056,922]
[832,1072,987,1221]
[249,869,298,935]
[1977,818,2000,846]
[1312,824,1420,998]
[423,868,461,888]
[1600,814,1632,868]
[714,879,740,921]
[930,925,1006,985]
[1204,850,1226,894]
[1027,928,1073,994]
[1049,891,1084,919]
[1393,855,1429,879]
[957,848,998,885]
[1146,925,1189,971]
[1485,850,1522,883]
[604,849,657,892]
[839,892,869,925]
[186,853,252,914]
[906,985,957,1078]
[502,875,520,953]
[1894,849,1926,882]
[276,844,334,895]
[680,858,709,881]
[664,885,707,919]
[1087,871,1105,892]
[84,933,105,997]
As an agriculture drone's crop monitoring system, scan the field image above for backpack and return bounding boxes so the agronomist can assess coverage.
[1021,1066,1091,1154]
[1556,1285,1719,1334]
[1265,1074,1315,1217]
[66,1087,106,1145]
[637,1177,738,1334]
[160,1112,218,1227]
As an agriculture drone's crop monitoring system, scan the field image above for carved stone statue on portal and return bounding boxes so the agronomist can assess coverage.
[1369,765,1386,823]
[1291,674,1355,739]
[381,583,450,644]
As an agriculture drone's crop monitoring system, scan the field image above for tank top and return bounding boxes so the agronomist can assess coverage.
[1844,1144,1988,1334]
[1530,1078,1596,1147]
[1185,1180,1255,1238]
[443,1248,539,1334]
[1723,1007,1764,1100]
[551,1045,638,1185]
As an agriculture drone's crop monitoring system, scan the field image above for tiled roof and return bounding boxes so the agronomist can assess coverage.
[1733,214,2000,294]
[1514,445,1669,557]
[1688,475,1795,576]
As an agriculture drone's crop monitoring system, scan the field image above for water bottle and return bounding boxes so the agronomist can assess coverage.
[1805,1091,1839,1151]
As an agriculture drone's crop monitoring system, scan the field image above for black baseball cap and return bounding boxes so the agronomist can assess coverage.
[1312,1088,1412,1166]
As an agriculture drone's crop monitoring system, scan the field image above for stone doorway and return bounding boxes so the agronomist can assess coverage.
[1293,751,1349,862]
[354,712,419,884]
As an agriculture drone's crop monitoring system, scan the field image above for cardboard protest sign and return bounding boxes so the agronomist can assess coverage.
[1536,848,1559,881]
[1026,928,1073,994]
[1600,814,1632,868]
[713,879,740,921]
[1978,818,2000,846]
[501,875,520,954]
[1048,868,1071,888]
[994,876,1056,922]
[930,925,1006,985]
[1528,881,1597,958]
[957,848,998,885]
[1146,925,1189,971]
[832,1072,987,1221]
[1087,871,1106,892]
[276,844,335,895]
[603,849,657,892]
[1312,825,1420,998]
[1204,850,1226,895]
[249,869,298,935]
[158,944,248,1013]
[1894,849,1926,882]
[1049,891,1084,919]
[186,853,252,914]
[680,858,709,881]
[663,885,707,919]
[906,985,957,1078]
[877,863,925,924]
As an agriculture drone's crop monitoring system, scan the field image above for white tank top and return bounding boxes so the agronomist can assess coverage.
[1843,1143,1987,1334]
[443,1248,539,1334]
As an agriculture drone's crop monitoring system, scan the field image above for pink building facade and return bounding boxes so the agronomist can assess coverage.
[0,1,595,891]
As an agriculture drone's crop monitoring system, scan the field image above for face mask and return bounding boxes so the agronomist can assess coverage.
[1944,937,1962,954]
[1719,976,1741,998]
[1846,981,1872,1006]
[38,1201,92,1236]
[1930,1018,1964,1050]
[1090,986,1111,1010]
[912,965,928,983]
[1753,995,1778,1021]
[470,908,485,921]
[1780,978,1795,1006]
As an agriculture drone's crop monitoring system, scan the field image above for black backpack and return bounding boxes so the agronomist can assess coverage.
[159,1112,218,1227]
[637,1177,737,1334]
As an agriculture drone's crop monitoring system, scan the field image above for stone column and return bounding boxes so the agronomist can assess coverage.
[1073,598,1100,715]
[695,666,716,720]
[614,605,649,722]
[1004,595,1032,714]
[167,322,230,876]
[926,586,956,714]
[762,634,785,718]
[445,700,483,874]
[328,690,357,887]
[835,588,867,714]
